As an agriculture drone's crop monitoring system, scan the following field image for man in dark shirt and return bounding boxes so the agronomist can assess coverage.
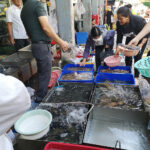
[116,6,148,77]
[21,0,69,103]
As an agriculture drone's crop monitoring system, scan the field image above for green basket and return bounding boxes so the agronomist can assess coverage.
[134,56,150,78]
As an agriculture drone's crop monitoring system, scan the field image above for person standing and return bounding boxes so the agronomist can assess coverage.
[116,6,148,77]
[6,0,29,52]
[106,6,113,30]
[21,0,69,103]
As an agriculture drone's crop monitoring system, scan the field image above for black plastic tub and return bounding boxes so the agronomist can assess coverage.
[91,83,144,111]
[43,82,94,103]
[36,103,93,144]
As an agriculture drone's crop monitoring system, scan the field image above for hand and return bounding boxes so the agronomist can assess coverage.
[9,37,15,45]
[114,47,119,56]
[79,58,86,66]
[105,44,109,48]
[138,43,143,49]
[60,41,69,52]
[128,37,139,46]
[79,61,86,66]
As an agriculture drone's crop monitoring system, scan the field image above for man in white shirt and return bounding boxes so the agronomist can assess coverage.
[0,74,31,150]
[6,0,29,51]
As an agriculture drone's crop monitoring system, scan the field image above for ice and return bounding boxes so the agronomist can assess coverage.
[39,103,89,126]
[66,107,88,125]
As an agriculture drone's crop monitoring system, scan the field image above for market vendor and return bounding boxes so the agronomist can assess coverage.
[80,26,115,70]
[0,74,31,150]
[116,6,149,77]
[21,0,69,103]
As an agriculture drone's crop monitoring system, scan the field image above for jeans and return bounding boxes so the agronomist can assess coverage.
[31,43,52,99]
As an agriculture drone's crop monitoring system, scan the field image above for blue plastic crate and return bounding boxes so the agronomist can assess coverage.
[63,64,94,72]
[76,32,88,45]
[97,66,131,74]
[58,71,94,83]
[95,73,135,85]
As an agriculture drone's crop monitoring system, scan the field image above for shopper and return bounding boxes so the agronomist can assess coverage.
[21,0,69,103]
[106,6,113,29]
[80,26,115,70]
[6,0,29,51]
[116,6,148,77]
[0,74,31,150]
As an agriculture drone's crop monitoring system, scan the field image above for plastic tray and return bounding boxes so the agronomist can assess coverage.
[76,32,88,45]
[95,73,135,85]
[98,66,131,74]
[63,64,94,72]
[44,142,112,150]
[134,56,150,78]
[58,71,94,83]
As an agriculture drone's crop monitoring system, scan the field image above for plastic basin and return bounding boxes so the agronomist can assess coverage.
[104,55,122,67]
[117,44,140,57]
[15,109,52,135]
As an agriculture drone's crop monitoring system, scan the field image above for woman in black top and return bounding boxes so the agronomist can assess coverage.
[116,6,148,77]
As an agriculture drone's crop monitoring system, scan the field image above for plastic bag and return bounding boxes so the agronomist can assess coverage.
[139,75,150,99]
[61,45,84,63]
[26,87,35,97]
[74,1,86,20]
[139,75,150,114]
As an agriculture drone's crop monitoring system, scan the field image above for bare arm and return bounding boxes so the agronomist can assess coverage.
[7,22,15,45]
[138,38,147,48]
[38,16,68,51]
[129,21,150,46]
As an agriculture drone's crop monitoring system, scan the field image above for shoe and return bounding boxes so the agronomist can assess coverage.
[32,95,43,103]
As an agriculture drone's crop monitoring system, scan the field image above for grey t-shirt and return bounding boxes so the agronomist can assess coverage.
[21,0,51,42]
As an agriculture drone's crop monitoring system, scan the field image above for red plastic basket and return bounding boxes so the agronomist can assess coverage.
[44,142,112,150]
[53,70,61,77]
[48,72,59,88]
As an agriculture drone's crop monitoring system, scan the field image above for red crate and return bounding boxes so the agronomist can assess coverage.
[44,142,112,150]
[48,70,61,88]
